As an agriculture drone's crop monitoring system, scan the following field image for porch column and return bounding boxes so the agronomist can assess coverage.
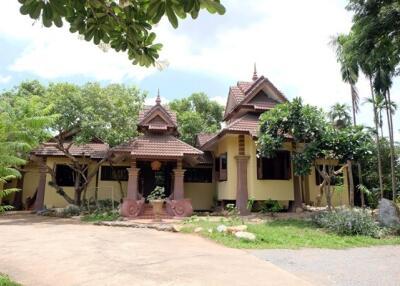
[34,164,47,212]
[235,155,250,215]
[126,160,140,200]
[173,159,185,200]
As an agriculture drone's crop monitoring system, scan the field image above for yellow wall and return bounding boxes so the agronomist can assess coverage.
[215,134,238,200]
[22,162,40,204]
[246,136,294,202]
[184,183,215,210]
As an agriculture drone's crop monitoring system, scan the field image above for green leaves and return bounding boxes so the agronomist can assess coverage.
[18,0,225,67]
[258,97,373,176]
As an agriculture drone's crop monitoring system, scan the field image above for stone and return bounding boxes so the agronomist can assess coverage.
[234,231,256,241]
[378,198,400,228]
[227,225,248,234]
[216,224,227,233]
[172,225,183,232]
[194,227,203,233]
[295,207,304,213]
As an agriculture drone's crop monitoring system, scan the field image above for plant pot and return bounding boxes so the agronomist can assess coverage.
[150,199,164,221]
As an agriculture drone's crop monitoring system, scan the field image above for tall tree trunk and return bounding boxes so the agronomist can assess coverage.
[370,78,384,198]
[347,160,355,207]
[385,89,397,200]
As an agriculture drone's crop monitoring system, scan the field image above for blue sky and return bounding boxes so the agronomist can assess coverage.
[0,0,398,139]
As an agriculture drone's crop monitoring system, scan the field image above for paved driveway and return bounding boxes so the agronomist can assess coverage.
[0,215,310,286]
[252,247,400,286]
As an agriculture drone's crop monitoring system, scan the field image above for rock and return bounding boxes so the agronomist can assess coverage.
[295,207,304,213]
[172,225,183,232]
[226,225,247,234]
[216,224,227,233]
[194,227,203,233]
[234,231,256,241]
[378,198,400,228]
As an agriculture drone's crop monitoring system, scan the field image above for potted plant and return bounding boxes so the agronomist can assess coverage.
[147,186,166,220]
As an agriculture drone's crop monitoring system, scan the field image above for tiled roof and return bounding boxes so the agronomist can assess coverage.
[224,114,260,137]
[196,133,217,147]
[33,142,109,158]
[224,76,287,120]
[138,105,177,125]
[113,134,203,157]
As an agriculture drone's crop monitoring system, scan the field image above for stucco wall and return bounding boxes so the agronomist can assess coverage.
[246,136,294,202]
[216,134,238,200]
[184,182,215,210]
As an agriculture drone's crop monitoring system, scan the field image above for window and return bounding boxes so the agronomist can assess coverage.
[215,157,220,172]
[315,165,343,186]
[100,166,129,181]
[56,165,76,186]
[257,151,291,180]
[184,168,213,183]
[219,153,227,181]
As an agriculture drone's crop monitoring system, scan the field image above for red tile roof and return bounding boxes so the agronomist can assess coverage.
[224,76,287,120]
[138,105,177,125]
[196,133,217,147]
[33,142,109,158]
[113,134,203,158]
[224,114,260,137]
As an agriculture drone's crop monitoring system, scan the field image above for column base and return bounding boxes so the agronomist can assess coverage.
[165,199,193,217]
[120,198,145,217]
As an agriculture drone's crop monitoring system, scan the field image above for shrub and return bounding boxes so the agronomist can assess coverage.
[62,204,81,217]
[260,199,282,214]
[312,208,383,238]
[81,210,120,222]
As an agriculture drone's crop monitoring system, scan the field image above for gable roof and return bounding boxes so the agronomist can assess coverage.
[223,76,288,121]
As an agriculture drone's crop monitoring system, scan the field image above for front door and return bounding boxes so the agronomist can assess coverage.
[137,161,174,199]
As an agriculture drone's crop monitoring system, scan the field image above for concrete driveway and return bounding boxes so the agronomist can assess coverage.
[252,247,400,286]
[0,215,310,286]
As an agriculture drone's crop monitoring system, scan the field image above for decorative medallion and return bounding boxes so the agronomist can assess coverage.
[151,160,162,171]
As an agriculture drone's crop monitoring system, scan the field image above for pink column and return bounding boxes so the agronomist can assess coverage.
[34,164,47,211]
[235,155,250,215]
[126,160,140,200]
[173,159,185,200]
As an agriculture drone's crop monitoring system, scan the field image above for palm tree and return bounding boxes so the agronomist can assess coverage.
[331,34,360,206]
[328,103,352,128]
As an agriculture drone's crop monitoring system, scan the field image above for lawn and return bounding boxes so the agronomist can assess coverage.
[0,274,21,286]
[182,218,400,249]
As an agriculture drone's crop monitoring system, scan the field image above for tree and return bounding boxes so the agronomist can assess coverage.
[0,84,54,212]
[346,0,399,200]
[258,97,373,210]
[169,92,224,145]
[328,103,351,128]
[18,0,225,67]
[38,82,146,206]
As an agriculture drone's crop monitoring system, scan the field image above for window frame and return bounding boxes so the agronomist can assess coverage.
[55,164,87,187]
[257,151,291,181]
[184,167,213,183]
[100,166,129,182]
[219,153,227,181]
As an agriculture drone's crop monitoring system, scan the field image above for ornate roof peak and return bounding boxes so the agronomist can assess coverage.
[252,62,258,81]
[156,88,161,105]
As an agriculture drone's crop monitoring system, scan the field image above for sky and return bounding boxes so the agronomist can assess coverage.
[0,0,398,140]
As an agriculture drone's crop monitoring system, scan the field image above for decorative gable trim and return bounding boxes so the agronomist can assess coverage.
[139,105,176,128]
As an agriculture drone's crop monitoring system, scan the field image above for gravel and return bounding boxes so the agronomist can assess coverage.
[251,246,400,286]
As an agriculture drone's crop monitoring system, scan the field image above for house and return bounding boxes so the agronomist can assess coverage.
[7,70,350,217]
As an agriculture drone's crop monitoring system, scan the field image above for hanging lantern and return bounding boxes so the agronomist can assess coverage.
[151,160,162,171]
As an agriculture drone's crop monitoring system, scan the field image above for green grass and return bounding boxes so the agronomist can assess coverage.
[81,212,120,222]
[182,218,400,249]
[0,274,21,286]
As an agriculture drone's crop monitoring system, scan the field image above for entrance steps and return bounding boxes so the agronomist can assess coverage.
[134,203,173,220]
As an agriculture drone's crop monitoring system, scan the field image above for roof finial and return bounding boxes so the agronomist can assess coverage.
[156,88,161,105]
[252,62,258,81]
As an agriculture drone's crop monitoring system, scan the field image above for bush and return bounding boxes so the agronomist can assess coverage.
[62,204,81,217]
[260,199,282,214]
[81,210,120,222]
[312,208,383,238]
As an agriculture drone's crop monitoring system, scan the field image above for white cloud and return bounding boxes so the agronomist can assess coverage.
[0,75,11,84]
[1,2,156,82]
[210,95,227,106]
